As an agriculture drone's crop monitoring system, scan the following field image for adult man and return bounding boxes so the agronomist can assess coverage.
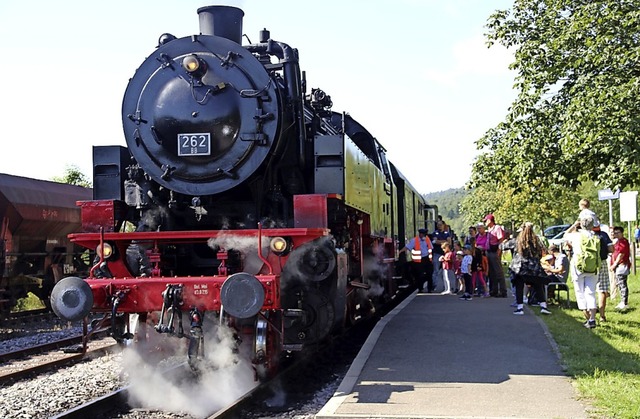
[594,224,613,321]
[610,226,631,311]
[484,214,507,297]
[400,228,433,293]
[431,221,452,292]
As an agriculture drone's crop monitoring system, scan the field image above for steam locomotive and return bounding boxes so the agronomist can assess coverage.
[50,5,433,379]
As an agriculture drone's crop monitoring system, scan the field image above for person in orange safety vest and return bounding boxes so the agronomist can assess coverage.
[400,228,434,292]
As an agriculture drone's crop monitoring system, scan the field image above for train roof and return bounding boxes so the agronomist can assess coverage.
[0,173,92,238]
[0,173,91,206]
[389,162,424,200]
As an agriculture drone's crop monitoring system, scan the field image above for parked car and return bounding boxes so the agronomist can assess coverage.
[547,230,568,252]
[543,224,570,239]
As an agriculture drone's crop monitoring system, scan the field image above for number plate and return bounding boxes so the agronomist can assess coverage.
[178,133,211,156]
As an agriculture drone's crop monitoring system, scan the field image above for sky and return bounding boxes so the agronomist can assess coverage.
[0,0,516,194]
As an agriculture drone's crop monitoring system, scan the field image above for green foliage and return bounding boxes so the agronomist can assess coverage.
[459,182,573,233]
[472,0,640,194]
[424,188,469,238]
[52,164,92,188]
[460,175,631,232]
[11,292,46,312]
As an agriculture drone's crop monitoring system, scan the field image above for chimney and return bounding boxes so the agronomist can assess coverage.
[197,6,244,44]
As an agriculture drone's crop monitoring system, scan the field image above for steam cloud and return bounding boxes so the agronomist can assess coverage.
[123,317,257,417]
[207,232,271,275]
[207,233,269,254]
[362,246,387,298]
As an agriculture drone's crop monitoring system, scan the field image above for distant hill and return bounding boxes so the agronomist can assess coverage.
[424,188,469,241]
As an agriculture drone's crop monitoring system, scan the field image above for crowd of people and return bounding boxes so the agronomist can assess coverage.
[400,213,509,299]
[400,198,632,329]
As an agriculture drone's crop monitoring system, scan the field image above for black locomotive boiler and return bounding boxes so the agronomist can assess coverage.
[50,5,432,379]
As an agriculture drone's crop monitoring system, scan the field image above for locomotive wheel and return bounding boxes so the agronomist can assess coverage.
[299,244,336,282]
[284,239,337,283]
[253,312,281,381]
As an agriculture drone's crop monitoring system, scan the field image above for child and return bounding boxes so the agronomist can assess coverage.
[578,198,600,227]
[454,242,464,293]
[470,237,489,297]
[440,242,455,295]
[480,250,490,296]
[455,250,464,294]
[459,245,474,300]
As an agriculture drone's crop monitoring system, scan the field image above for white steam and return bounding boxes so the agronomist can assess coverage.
[207,233,270,275]
[207,233,268,254]
[362,246,387,298]
[123,320,257,417]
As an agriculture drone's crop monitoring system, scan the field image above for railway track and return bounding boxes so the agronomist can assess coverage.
[50,362,194,419]
[50,386,129,419]
[24,285,410,418]
[211,289,411,419]
[49,361,285,419]
[3,308,51,319]
[50,289,413,418]
[0,309,73,342]
[40,329,357,419]
[0,331,114,384]
[0,309,57,331]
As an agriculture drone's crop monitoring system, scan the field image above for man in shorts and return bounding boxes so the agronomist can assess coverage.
[594,224,613,321]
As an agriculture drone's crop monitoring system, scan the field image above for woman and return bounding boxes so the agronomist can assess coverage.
[563,214,599,328]
[510,222,551,316]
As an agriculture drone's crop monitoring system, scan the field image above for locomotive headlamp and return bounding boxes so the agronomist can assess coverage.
[183,54,201,73]
[269,237,290,256]
[96,243,114,259]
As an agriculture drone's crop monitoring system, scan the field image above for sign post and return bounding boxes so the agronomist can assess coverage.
[598,189,620,228]
[619,191,638,274]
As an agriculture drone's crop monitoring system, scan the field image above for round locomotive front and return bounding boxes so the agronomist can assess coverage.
[122,29,282,196]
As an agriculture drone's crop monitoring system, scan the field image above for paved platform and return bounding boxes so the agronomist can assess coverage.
[316,292,590,419]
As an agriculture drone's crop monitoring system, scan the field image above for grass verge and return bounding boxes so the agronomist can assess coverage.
[539,270,640,418]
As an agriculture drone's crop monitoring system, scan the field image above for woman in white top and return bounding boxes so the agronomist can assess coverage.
[563,214,599,328]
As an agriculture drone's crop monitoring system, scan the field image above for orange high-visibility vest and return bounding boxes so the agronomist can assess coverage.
[411,237,422,262]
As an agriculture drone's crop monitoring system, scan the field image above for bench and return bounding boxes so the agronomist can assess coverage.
[544,282,570,307]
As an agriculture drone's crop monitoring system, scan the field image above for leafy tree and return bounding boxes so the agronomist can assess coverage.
[460,179,621,234]
[52,165,92,188]
[424,188,469,238]
[471,0,640,193]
